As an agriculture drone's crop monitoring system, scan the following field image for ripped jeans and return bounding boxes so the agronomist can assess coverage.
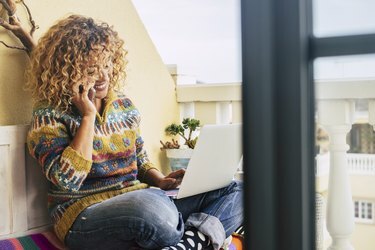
[64,180,243,250]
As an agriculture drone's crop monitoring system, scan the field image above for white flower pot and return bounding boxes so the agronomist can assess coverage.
[165,148,194,171]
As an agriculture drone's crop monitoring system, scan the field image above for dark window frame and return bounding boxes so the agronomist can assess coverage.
[241,1,375,250]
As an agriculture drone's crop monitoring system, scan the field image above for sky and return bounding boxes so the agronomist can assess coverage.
[313,0,375,80]
[132,0,375,83]
[132,0,241,83]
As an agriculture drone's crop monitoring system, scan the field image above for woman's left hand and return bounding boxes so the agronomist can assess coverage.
[157,169,185,190]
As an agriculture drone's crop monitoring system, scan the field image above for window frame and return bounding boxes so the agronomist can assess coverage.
[241,0,375,249]
[354,199,374,224]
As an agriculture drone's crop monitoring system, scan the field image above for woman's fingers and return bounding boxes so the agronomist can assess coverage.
[160,178,177,190]
[72,84,91,105]
[88,88,96,102]
[73,79,95,97]
[72,82,81,95]
[70,79,97,116]
[160,177,184,190]
[75,84,89,97]
[167,169,185,179]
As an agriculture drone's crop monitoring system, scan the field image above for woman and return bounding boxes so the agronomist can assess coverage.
[26,15,243,250]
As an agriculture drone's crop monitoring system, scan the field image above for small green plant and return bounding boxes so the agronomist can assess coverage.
[160,118,201,150]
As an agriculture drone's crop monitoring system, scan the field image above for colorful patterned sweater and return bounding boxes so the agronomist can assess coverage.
[27,91,157,242]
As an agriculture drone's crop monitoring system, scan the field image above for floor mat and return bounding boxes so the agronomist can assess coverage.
[0,232,65,250]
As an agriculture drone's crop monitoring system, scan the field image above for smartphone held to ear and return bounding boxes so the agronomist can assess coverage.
[79,85,96,102]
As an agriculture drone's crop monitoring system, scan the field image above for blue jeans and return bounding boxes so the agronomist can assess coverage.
[65,180,243,250]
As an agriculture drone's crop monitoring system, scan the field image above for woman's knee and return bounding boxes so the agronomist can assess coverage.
[149,211,184,247]
[132,189,180,223]
[73,189,183,248]
[127,189,184,247]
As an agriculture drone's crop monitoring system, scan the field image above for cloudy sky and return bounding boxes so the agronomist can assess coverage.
[132,0,241,83]
[132,0,375,82]
[313,0,375,80]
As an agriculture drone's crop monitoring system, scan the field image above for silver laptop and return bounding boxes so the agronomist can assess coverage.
[165,123,242,199]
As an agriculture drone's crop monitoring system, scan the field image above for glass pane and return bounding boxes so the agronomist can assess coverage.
[314,54,375,80]
[313,0,375,37]
[315,54,375,249]
[368,203,373,219]
[362,203,366,218]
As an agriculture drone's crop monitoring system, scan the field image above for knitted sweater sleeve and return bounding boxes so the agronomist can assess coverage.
[27,115,92,192]
[135,127,158,182]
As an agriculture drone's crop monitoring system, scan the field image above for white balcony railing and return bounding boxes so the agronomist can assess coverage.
[317,153,375,176]
[347,154,375,176]
[168,64,242,125]
[316,153,331,177]
[316,78,375,250]
[176,82,242,125]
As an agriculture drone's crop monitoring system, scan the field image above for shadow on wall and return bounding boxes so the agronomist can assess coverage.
[0,1,33,125]
[0,48,32,125]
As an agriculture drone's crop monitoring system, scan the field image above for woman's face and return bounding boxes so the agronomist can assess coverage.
[84,50,114,100]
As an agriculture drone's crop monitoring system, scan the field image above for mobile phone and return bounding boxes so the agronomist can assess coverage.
[79,85,95,102]
[88,88,96,102]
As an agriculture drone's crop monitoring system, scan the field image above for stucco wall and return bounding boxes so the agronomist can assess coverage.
[351,223,375,250]
[0,0,179,172]
[351,175,375,198]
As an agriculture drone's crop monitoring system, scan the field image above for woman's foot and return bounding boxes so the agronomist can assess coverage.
[162,228,211,250]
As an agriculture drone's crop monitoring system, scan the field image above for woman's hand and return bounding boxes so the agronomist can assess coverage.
[72,79,97,117]
[69,79,97,159]
[144,168,186,190]
[156,169,186,190]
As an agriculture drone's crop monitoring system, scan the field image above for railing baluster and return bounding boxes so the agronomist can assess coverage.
[216,101,232,124]
[318,100,355,250]
[180,102,195,120]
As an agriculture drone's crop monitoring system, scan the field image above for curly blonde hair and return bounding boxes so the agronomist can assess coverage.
[26,15,127,112]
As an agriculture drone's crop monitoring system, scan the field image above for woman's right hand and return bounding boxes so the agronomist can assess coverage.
[72,80,97,117]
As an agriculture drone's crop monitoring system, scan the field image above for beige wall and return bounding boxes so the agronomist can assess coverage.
[352,223,375,250]
[320,176,375,249]
[0,0,179,172]
[351,175,375,198]
[351,176,375,249]
[316,175,329,193]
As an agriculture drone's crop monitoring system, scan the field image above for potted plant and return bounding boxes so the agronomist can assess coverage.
[160,118,201,171]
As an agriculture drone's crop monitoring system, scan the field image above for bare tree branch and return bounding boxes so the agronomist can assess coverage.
[0,0,37,54]
[0,40,27,51]
[0,0,17,16]
[20,0,38,36]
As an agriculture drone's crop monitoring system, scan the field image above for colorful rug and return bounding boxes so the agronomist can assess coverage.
[0,230,243,250]
[0,232,65,250]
